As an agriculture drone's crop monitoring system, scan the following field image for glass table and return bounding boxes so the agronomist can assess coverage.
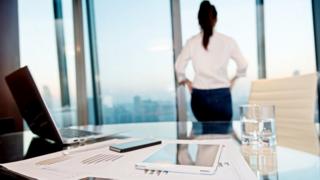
[0,121,319,180]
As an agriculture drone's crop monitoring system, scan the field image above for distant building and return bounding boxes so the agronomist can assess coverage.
[100,95,176,123]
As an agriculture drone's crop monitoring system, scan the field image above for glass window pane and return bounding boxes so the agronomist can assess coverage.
[94,0,176,123]
[62,0,77,126]
[82,0,96,124]
[265,0,316,78]
[180,0,257,120]
[18,0,77,127]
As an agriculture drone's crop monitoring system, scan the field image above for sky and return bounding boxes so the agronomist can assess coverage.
[18,0,316,109]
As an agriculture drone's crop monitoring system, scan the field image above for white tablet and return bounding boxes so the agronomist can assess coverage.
[135,143,223,175]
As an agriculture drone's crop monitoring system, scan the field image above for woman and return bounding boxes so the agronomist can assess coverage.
[175,1,248,122]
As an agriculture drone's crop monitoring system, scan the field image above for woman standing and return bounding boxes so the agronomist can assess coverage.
[175,1,248,122]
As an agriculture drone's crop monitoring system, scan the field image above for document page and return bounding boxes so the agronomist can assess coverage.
[1,139,125,179]
[1,138,257,180]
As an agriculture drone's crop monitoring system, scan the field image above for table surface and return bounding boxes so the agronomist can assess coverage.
[0,121,319,180]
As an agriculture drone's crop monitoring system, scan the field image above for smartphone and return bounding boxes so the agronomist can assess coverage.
[109,139,161,153]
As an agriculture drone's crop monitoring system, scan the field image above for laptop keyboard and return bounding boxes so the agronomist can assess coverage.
[59,128,100,138]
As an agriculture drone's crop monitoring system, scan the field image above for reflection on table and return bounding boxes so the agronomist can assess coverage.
[241,145,278,179]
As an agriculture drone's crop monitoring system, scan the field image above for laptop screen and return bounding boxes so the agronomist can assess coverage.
[5,66,63,144]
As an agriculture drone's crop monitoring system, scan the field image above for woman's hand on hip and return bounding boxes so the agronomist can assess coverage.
[179,79,193,93]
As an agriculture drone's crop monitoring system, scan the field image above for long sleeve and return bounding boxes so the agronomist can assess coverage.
[230,40,248,77]
[175,40,191,83]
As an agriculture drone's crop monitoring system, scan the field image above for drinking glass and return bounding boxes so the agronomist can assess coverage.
[240,104,276,146]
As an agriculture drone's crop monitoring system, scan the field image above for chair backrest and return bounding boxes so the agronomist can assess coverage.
[249,73,319,155]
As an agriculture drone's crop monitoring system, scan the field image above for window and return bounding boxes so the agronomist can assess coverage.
[82,0,96,124]
[93,0,176,123]
[62,0,78,126]
[19,0,317,125]
[264,0,316,78]
[19,0,77,127]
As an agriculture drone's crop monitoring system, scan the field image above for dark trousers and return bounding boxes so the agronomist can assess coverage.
[191,88,232,122]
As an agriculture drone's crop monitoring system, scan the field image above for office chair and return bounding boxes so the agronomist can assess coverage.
[249,73,319,155]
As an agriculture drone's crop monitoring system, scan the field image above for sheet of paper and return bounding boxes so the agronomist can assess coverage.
[1,138,257,180]
[1,139,125,180]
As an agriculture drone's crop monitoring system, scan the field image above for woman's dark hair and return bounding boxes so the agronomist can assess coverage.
[198,1,217,50]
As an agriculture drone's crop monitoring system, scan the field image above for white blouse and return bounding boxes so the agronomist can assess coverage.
[175,31,248,89]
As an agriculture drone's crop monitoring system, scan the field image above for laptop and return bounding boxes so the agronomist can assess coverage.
[5,66,106,145]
